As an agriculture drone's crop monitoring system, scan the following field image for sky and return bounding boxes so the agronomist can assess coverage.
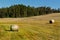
[0,0,60,9]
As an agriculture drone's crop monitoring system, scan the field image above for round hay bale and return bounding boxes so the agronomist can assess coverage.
[10,25,19,31]
[49,19,55,24]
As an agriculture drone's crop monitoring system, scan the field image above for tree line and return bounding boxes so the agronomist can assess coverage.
[0,4,60,18]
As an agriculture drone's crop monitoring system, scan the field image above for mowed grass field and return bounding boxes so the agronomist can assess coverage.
[0,13,60,40]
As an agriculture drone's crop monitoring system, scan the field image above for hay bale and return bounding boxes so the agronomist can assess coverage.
[10,25,19,31]
[49,19,55,24]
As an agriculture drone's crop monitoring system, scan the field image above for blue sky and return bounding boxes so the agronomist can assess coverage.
[0,0,60,9]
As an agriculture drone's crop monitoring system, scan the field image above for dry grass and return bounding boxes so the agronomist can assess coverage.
[0,13,60,40]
